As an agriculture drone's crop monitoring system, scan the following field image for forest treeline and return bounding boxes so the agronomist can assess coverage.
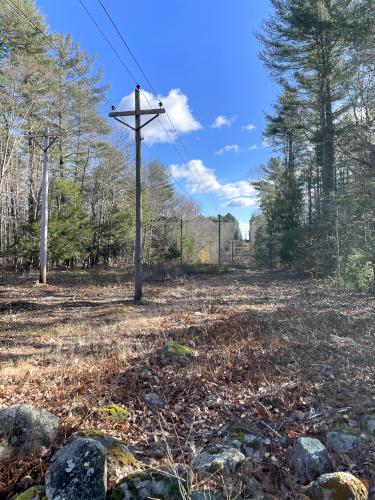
[252,0,375,292]
[0,0,241,271]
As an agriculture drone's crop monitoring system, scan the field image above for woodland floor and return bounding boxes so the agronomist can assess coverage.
[1,267,375,498]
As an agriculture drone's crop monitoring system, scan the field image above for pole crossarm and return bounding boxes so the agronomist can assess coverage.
[109,108,165,118]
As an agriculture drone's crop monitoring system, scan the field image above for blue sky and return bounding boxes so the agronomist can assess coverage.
[36,0,277,237]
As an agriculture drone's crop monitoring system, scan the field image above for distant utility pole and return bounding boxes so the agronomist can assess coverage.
[109,85,165,303]
[218,214,221,266]
[29,127,59,284]
[231,239,234,264]
[180,218,183,266]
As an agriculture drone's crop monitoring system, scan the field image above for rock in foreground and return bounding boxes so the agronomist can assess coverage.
[45,438,107,500]
[111,464,193,499]
[192,444,245,478]
[302,472,368,499]
[326,428,366,456]
[288,437,332,482]
[68,430,140,482]
[0,404,58,460]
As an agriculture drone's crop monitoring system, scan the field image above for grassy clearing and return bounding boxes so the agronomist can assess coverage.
[1,268,375,495]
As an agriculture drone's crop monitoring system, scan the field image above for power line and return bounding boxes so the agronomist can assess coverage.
[77,0,218,214]
[96,0,221,213]
[77,0,139,87]
[4,0,115,109]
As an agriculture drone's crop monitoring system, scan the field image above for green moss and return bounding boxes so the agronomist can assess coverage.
[165,341,193,357]
[100,404,129,421]
[206,447,222,455]
[229,431,246,443]
[15,486,44,500]
[108,442,139,468]
[75,429,106,438]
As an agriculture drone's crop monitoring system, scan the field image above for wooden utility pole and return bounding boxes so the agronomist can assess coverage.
[180,217,183,266]
[29,128,59,284]
[109,85,165,303]
[218,214,221,266]
[231,239,234,264]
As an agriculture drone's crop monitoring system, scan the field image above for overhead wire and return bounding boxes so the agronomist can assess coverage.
[78,0,217,214]
[95,0,221,213]
[7,0,216,217]
[4,0,115,109]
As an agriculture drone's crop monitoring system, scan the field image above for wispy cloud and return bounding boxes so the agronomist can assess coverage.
[170,159,258,209]
[118,89,201,144]
[211,115,237,129]
[248,144,258,151]
[242,124,256,132]
[215,144,240,155]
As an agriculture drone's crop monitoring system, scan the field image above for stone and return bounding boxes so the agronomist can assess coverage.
[99,404,129,422]
[361,415,375,435]
[111,463,193,499]
[14,485,44,500]
[302,472,368,499]
[227,430,264,460]
[326,427,366,456]
[0,404,59,460]
[68,430,141,483]
[288,437,332,482]
[161,341,194,362]
[192,444,245,478]
[191,491,223,500]
[144,392,166,408]
[45,437,107,500]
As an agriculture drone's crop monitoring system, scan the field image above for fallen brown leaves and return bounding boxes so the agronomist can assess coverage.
[1,269,375,498]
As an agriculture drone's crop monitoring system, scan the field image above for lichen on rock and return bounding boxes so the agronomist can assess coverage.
[302,471,368,499]
[288,437,332,482]
[192,444,245,478]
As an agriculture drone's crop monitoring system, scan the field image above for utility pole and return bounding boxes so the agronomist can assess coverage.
[29,127,59,284]
[218,214,221,266]
[231,239,234,264]
[180,218,183,266]
[109,85,165,303]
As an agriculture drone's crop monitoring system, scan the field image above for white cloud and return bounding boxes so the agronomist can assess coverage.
[242,124,256,132]
[118,88,201,144]
[211,115,237,129]
[223,198,257,208]
[170,159,258,209]
[248,144,258,151]
[215,144,240,155]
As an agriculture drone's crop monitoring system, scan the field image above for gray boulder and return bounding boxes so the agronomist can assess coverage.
[362,415,375,435]
[144,393,166,408]
[192,444,245,478]
[67,430,141,483]
[0,403,58,460]
[111,464,193,499]
[288,437,332,482]
[45,438,107,500]
[326,427,366,456]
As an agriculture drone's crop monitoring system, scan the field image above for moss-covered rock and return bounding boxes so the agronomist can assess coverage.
[14,486,44,500]
[302,472,368,499]
[115,464,193,499]
[99,404,129,422]
[160,341,195,364]
[68,431,141,483]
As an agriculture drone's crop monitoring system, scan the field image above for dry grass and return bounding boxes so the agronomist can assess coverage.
[1,268,375,497]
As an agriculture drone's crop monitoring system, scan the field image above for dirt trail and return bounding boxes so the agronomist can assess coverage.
[1,269,375,495]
